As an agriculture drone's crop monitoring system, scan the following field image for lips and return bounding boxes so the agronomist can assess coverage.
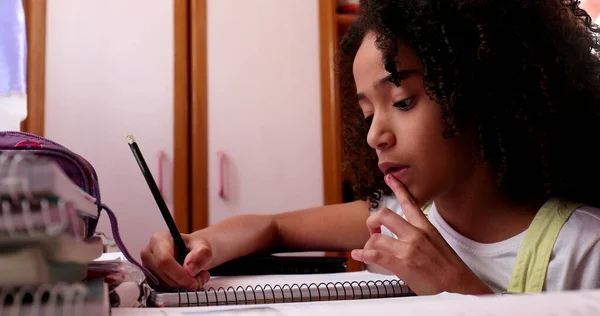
[378,162,410,177]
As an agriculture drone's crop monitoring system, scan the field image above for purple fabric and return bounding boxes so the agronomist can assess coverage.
[0,0,27,95]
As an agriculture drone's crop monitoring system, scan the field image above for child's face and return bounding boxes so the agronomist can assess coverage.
[352,32,477,204]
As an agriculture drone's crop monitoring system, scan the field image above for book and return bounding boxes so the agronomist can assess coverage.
[0,247,88,285]
[0,278,110,316]
[0,199,102,285]
[147,270,415,307]
[0,154,104,286]
[0,149,111,314]
[0,198,103,264]
[0,198,88,238]
[0,154,99,219]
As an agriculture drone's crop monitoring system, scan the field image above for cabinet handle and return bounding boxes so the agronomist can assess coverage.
[218,150,225,198]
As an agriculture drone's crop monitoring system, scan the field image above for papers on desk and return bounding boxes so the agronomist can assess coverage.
[113,288,600,316]
[94,251,126,263]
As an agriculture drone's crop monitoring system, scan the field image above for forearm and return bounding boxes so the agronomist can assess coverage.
[272,200,371,252]
[191,214,278,268]
[191,201,371,269]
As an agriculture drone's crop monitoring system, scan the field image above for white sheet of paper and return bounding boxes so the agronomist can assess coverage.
[112,289,600,316]
[93,251,125,262]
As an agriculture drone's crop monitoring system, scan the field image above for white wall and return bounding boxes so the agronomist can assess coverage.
[45,0,174,262]
[44,0,324,261]
[207,0,323,224]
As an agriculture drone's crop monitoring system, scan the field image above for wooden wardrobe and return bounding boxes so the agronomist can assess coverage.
[173,0,362,271]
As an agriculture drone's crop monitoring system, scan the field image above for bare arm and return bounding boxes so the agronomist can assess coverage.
[272,200,371,251]
[193,200,371,269]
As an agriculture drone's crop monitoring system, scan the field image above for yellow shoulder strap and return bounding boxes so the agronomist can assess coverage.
[421,201,433,217]
[507,198,583,293]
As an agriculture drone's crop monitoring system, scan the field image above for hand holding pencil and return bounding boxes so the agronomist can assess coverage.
[127,134,209,289]
[141,230,212,290]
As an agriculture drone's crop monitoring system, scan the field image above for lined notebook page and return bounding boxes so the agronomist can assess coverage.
[117,289,600,316]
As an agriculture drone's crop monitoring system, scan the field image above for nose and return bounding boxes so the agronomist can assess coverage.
[366,113,396,151]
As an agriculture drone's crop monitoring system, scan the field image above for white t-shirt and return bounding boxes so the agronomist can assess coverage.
[371,195,600,293]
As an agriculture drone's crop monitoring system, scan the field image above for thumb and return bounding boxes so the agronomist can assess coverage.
[182,239,212,277]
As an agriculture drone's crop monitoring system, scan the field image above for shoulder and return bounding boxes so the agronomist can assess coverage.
[561,205,600,239]
[549,205,600,289]
[555,204,600,250]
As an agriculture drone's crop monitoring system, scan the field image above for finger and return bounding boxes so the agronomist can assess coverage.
[363,233,409,255]
[384,174,430,228]
[366,208,419,242]
[369,224,382,236]
[183,245,212,277]
[158,270,186,289]
[150,233,199,289]
[191,270,210,290]
[149,248,199,290]
[195,270,211,288]
[151,231,176,257]
[351,249,397,269]
[364,208,383,236]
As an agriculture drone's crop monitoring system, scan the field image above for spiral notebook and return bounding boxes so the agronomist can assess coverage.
[0,153,98,219]
[0,153,104,287]
[0,279,109,316]
[148,270,415,307]
[0,197,103,265]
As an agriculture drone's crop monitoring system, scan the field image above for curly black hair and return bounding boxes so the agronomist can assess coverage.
[338,0,600,209]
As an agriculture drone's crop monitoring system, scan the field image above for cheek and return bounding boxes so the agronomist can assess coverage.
[406,137,470,203]
[423,136,476,195]
[401,101,474,199]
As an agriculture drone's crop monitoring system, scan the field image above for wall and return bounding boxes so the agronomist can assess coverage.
[45,0,174,261]
[207,0,323,224]
[44,0,324,260]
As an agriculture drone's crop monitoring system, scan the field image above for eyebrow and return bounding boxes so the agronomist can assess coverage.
[356,69,419,101]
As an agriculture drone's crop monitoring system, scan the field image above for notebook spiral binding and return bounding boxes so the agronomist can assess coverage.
[0,282,89,316]
[0,198,75,237]
[0,152,83,239]
[175,279,415,306]
[0,152,37,202]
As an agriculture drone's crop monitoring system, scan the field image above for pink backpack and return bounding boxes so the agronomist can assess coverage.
[0,131,159,285]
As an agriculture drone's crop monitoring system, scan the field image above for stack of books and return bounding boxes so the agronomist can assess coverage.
[0,152,110,315]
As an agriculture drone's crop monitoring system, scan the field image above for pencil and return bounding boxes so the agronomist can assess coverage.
[126,135,189,265]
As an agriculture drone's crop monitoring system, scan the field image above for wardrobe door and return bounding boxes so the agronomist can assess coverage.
[204,0,324,225]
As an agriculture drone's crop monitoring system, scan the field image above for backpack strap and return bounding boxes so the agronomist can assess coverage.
[507,198,583,293]
[100,203,160,286]
[421,201,433,217]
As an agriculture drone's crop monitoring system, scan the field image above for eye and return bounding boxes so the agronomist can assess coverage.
[364,115,374,125]
[393,97,415,111]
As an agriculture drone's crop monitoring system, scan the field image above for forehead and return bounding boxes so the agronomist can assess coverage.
[352,32,423,88]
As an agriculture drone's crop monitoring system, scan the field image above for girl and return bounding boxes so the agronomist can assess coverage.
[141,0,600,295]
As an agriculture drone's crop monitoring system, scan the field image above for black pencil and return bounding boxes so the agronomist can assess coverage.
[126,134,189,265]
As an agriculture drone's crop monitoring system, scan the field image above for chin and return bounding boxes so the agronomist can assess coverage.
[404,183,433,208]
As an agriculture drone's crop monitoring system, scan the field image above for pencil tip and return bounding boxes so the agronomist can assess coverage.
[126,135,135,144]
